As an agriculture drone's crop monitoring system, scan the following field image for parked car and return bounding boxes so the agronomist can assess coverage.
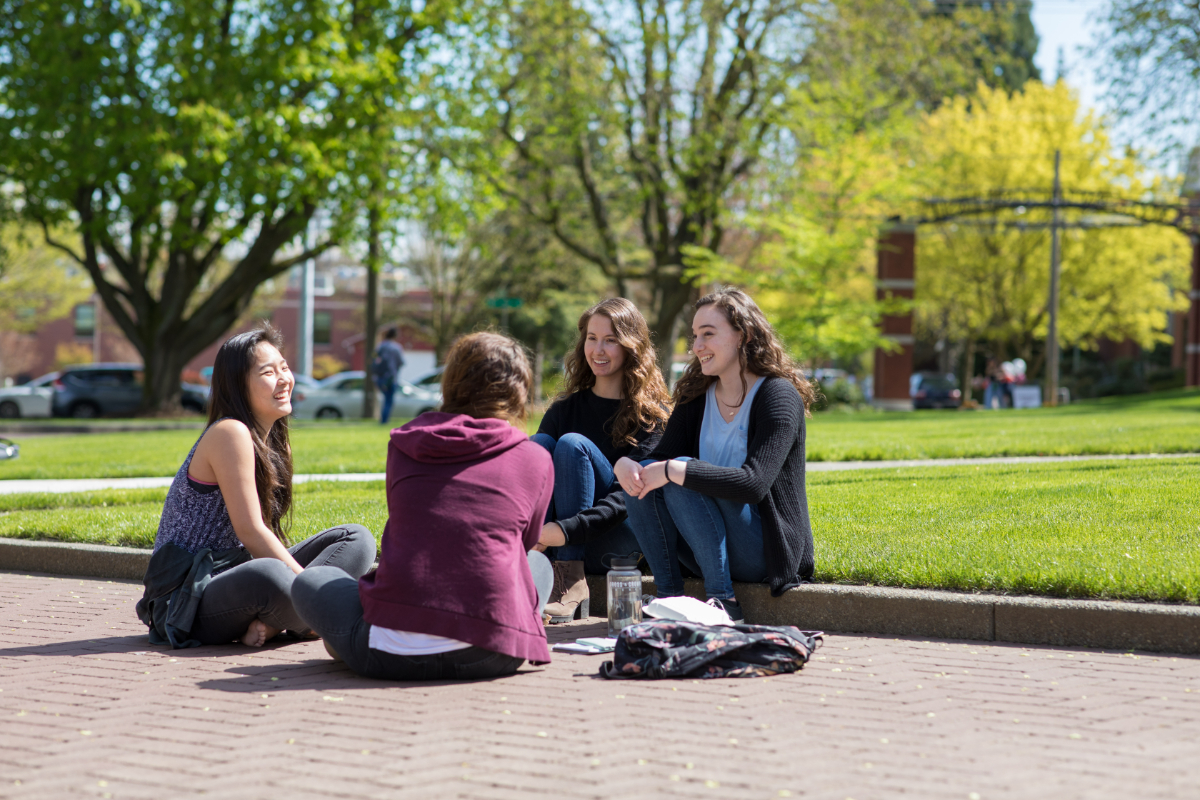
[290,370,441,421]
[0,372,59,419]
[410,367,443,390]
[51,364,213,418]
[912,372,962,410]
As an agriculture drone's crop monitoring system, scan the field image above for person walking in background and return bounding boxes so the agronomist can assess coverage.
[617,288,817,624]
[531,298,669,623]
[136,325,376,649]
[292,332,555,680]
[372,327,406,425]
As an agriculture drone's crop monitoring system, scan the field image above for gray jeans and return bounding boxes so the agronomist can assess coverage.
[190,524,377,645]
[291,550,554,681]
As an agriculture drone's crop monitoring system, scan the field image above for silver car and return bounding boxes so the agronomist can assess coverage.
[290,370,441,421]
[0,372,59,419]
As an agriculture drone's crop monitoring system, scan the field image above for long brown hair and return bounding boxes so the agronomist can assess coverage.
[673,287,817,417]
[206,324,293,541]
[440,331,532,425]
[560,297,671,446]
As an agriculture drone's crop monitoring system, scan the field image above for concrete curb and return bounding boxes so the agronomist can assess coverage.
[0,538,149,581]
[584,575,1200,654]
[4,537,1198,654]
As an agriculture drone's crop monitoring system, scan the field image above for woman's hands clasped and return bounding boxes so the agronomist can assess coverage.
[615,456,681,499]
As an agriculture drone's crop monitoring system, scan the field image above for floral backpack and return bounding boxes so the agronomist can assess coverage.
[599,620,823,680]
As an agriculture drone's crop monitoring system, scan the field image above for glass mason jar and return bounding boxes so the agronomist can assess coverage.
[606,555,643,637]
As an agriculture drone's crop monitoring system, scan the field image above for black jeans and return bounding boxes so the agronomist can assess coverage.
[291,551,554,681]
[190,524,376,645]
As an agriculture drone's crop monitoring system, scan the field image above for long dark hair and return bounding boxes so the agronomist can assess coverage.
[673,287,817,417]
[560,297,670,446]
[206,324,293,541]
[440,331,533,425]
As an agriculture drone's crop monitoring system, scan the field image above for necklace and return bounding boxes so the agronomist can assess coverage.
[714,387,742,418]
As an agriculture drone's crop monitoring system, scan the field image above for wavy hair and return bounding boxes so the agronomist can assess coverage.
[440,331,533,425]
[206,324,293,541]
[673,287,817,417]
[560,297,670,446]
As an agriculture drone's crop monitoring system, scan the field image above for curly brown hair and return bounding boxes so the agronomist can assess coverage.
[560,297,671,446]
[673,287,817,417]
[440,332,533,426]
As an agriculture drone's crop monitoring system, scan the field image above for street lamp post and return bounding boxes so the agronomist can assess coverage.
[1045,150,1063,407]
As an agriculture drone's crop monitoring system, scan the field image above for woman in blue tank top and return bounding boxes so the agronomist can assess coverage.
[136,325,375,648]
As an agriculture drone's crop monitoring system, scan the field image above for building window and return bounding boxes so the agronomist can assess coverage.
[313,311,332,345]
[74,304,95,337]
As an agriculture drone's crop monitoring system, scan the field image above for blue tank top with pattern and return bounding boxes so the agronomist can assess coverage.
[152,422,242,554]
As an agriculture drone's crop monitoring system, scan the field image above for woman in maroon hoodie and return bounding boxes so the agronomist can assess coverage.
[292,332,555,679]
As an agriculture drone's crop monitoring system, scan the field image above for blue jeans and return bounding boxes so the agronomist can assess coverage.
[378,378,397,424]
[624,458,766,600]
[291,551,553,681]
[531,432,642,574]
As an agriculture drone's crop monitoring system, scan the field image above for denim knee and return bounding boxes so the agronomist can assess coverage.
[530,433,556,454]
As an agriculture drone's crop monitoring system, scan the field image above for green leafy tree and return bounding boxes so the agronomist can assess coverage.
[437,0,1045,372]
[916,81,1191,394]
[0,0,443,413]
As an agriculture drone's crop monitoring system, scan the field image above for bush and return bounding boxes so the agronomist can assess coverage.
[812,378,866,412]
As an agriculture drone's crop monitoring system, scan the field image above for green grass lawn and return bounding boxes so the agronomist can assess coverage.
[4,458,1198,603]
[1,389,1197,479]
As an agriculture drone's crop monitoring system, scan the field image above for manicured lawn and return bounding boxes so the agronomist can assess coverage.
[1,389,1197,479]
[4,458,1198,603]
[805,388,1200,461]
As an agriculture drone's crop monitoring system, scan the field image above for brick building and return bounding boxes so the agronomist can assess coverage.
[1,258,436,386]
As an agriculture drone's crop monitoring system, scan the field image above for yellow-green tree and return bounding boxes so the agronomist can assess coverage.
[0,224,93,335]
[917,81,1191,393]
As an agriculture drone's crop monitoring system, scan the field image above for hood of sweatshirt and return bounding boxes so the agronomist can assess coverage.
[389,411,530,464]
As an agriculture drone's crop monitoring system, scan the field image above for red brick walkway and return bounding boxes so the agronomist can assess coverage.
[2,571,1198,800]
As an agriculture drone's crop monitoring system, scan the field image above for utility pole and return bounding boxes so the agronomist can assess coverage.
[1045,150,1063,407]
[296,218,315,378]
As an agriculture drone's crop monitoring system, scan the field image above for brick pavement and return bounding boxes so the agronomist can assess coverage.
[2,571,1198,800]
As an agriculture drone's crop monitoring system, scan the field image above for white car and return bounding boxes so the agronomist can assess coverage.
[0,372,59,419]
[290,370,441,421]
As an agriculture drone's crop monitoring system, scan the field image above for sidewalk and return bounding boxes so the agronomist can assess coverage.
[2,571,1198,799]
[3,451,1196,495]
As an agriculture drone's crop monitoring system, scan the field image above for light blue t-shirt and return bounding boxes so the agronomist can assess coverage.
[698,377,765,468]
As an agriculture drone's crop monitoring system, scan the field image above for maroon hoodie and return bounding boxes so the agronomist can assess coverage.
[358,412,553,664]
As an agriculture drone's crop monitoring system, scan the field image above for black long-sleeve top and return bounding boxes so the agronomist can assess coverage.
[537,390,662,546]
[647,376,815,595]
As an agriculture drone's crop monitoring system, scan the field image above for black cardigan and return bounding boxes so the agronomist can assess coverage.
[647,376,815,595]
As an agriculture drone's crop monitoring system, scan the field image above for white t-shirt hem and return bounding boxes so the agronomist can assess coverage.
[368,625,472,656]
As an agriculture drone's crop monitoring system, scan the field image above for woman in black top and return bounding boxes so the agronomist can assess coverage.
[532,298,670,622]
[616,288,816,623]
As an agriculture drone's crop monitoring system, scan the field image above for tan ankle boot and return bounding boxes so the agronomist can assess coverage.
[543,560,589,623]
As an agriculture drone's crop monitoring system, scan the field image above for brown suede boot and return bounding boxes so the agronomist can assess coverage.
[543,560,589,623]
[542,559,567,625]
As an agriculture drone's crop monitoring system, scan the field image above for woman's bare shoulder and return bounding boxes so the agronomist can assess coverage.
[199,418,254,451]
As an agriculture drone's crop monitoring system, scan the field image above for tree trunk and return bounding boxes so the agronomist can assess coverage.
[650,275,695,381]
[533,335,545,406]
[362,204,381,419]
[960,336,976,404]
[143,346,187,417]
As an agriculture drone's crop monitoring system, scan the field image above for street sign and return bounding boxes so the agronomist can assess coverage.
[486,296,523,309]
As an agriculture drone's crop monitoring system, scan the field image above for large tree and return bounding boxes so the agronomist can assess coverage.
[437,0,1044,371]
[916,81,1191,395]
[0,0,444,413]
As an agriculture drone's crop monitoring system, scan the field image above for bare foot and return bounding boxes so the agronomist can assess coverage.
[240,619,280,647]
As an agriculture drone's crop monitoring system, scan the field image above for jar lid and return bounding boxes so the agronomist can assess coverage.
[608,555,639,570]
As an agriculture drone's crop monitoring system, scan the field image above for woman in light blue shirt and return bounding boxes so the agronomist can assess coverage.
[615,289,816,623]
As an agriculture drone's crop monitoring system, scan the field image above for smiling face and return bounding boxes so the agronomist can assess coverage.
[584,313,627,380]
[245,343,294,427]
[692,304,743,379]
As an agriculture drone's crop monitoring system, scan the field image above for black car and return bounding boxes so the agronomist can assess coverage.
[52,364,209,418]
[912,373,962,410]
